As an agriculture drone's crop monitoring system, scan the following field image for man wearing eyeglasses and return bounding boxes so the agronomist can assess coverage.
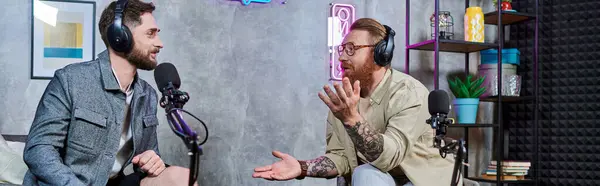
[252,18,459,186]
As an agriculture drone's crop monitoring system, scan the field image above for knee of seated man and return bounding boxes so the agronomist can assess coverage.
[352,164,384,178]
[352,164,399,186]
[141,166,198,186]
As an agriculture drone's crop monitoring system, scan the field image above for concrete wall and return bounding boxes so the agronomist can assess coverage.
[0,0,500,185]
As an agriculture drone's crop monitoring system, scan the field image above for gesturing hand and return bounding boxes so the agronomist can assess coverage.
[252,151,301,181]
[132,150,166,177]
[318,77,362,125]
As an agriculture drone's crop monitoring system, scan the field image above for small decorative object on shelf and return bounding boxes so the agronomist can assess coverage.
[430,11,454,40]
[464,6,484,43]
[492,0,515,12]
[448,75,486,124]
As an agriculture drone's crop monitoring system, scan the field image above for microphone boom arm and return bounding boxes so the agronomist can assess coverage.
[426,114,466,186]
[159,84,208,186]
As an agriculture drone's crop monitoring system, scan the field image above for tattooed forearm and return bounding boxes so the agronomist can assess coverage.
[305,156,338,178]
[345,120,384,162]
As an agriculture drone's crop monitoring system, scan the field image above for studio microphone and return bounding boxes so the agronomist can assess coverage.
[154,63,206,186]
[154,63,194,139]
[426,89,454,153]
[425,90,465,186]
[154,63,187,110]
[427,89,451,135]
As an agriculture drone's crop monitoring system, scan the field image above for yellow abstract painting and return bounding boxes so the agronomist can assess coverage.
[43,22,83,58]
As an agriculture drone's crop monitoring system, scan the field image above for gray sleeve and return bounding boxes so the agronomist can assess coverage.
[23,69,85,186]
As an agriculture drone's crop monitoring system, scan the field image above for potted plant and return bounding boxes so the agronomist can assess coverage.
[448,75,486,124]
[492,0,514,11]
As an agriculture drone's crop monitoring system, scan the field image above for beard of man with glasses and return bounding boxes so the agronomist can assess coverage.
[338,21,388,97]
[339,35,382,96]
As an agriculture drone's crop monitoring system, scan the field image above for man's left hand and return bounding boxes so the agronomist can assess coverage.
[318,77,362,126]
[132,150,166,177]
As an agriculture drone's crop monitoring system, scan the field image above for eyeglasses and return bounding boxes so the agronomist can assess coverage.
[337,42,375,56]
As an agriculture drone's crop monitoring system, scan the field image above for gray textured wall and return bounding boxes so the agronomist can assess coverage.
[0,0,501,185]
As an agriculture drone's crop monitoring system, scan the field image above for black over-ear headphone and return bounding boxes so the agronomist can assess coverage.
[107,0,132,53]
[373,25,396,66]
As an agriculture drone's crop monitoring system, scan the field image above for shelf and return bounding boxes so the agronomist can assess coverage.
[405,2,540,184]
[484,11,536,25]
[448,124,498,128]
[480,96,534,103]
[407,39,498,53]
[467,177,535,184]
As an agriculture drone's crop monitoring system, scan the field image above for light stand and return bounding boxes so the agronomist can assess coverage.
[427,114,466,186]
[159,84,208,186]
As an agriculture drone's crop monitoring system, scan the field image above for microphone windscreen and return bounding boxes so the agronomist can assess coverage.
[154,62,181,91]
[428,90,450,115]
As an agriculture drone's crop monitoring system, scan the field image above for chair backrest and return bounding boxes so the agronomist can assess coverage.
[0,134,28,185]
[0,135,27,143]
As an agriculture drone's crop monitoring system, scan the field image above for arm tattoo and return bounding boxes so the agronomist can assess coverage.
[306,156,338,178]
[345,120,384,162]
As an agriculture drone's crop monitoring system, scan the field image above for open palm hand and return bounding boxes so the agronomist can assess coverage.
[252,151,301,181]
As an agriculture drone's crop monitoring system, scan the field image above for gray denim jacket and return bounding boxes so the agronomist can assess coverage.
[22,50,161,186]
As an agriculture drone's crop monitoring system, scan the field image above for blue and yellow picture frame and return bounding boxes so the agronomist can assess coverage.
[31,0,95,79]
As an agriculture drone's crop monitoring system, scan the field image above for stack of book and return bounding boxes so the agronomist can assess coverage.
[481,161,531,180]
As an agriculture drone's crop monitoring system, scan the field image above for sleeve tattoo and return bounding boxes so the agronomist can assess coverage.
[345,120,384,162]
[306,156,338,178]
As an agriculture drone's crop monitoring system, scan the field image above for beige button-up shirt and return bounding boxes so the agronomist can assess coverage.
[324,69,461,186]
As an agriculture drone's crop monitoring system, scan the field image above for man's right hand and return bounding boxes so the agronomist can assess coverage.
[252,151,301,181]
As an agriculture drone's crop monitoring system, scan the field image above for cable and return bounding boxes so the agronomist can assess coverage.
[165,114,187,137]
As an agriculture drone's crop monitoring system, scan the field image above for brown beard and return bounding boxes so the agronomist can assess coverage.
[126,43,157,70]
[344,61,378,97]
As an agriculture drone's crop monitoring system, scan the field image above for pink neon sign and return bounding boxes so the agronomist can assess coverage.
[328,3,355,81]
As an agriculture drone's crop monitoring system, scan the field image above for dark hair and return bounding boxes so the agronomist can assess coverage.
[98,0,156,47]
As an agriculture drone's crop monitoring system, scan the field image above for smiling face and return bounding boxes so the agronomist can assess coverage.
[98,0,160,70]
[125,12,163,71]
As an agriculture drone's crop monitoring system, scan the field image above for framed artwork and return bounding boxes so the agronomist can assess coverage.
[31,0,96,79]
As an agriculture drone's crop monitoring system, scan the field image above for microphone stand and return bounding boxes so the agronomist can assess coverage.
[427,114,466,186]
[160,85,208,186]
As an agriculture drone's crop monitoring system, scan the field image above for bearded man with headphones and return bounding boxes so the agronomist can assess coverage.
[23,0,196,186]
[253,18,459,186]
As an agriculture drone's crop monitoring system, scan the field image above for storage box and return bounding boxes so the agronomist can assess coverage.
[478,64,520,97]
[480,48,520,65]
[478,64,517,78]
[486,74,522,97]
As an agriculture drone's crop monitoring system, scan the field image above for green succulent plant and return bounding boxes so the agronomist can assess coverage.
[448,75,486,98]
